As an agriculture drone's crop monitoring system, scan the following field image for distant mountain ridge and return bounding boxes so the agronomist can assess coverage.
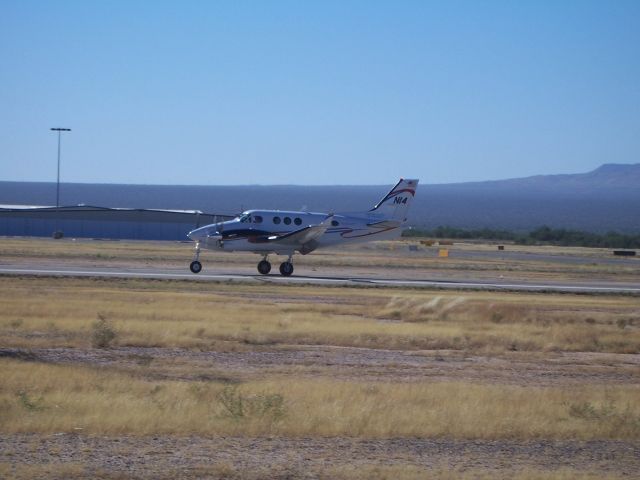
[439,163,640,192]
[1,164,639,233]
[573,163,640,186]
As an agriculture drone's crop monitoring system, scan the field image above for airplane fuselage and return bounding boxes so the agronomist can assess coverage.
[189,209,402,255]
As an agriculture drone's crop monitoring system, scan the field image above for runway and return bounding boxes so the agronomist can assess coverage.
[1,264,639,293]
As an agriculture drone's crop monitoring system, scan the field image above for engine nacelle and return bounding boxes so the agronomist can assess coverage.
[205,234,223,249]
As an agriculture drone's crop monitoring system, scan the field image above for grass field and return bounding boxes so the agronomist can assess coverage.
[2,357,639,439]
[1,276,638,354]
[0,238,639,478]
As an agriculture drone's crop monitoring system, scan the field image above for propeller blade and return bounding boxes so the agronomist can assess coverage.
[215,215,224,246]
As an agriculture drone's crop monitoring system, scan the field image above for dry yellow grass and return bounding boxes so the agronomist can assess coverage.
[0,237,189,263]
[2,359,639,439]
[377,294,640,353]
[1,276,638,354]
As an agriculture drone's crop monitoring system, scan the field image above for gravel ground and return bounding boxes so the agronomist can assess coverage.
[2,346,638,386]
[2,434,639,479]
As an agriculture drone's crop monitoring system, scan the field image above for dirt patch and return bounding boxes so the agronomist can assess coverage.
[3,346,638,387]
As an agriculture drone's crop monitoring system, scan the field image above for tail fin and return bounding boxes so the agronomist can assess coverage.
[369,178,419,221]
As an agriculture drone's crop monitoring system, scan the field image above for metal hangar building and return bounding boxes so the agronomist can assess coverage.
[0,205,231,241]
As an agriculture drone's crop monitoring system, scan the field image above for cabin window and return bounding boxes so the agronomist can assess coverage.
[331,220,339,227]
[273,216,281,224]
[253,215,263,224]
[294,218,302,226]
[284,217,291,225]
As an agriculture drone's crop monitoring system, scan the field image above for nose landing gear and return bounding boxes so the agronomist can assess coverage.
[190,242,202,274]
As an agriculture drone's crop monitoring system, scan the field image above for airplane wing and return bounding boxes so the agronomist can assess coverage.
[249,215,333,246]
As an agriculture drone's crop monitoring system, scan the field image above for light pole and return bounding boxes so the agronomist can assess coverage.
[50,127,71,238]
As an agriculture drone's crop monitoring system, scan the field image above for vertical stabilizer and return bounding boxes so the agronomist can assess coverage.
[369,178,419,221]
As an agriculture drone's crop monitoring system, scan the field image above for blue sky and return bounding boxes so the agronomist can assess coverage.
[1,0,639,185]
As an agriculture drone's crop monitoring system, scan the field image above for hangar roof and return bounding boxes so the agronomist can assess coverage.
[0,204,206,215]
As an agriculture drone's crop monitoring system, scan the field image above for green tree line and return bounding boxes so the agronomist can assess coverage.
[403,225,640,249]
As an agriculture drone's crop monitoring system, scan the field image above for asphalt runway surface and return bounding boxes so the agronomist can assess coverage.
[1,263,639,293]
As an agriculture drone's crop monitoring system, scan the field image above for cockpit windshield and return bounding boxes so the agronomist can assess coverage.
[237,212,263,224]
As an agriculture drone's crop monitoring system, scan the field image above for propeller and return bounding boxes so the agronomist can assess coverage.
[205,215,224,248]
[216,216,225,247]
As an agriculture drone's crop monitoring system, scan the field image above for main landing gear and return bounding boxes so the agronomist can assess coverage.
[190,242,202,274]
[256,254,294,277]
[279,261,294,276]
[257,257,271,275]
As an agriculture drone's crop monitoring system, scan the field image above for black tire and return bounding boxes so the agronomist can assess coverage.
[279,262,294,276]
[257,260,271,275]
[190,260,202,274]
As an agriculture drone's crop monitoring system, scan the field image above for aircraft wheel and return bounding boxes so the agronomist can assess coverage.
[257,260,271,275]
[279,261,294,277]
[190,260,202,274]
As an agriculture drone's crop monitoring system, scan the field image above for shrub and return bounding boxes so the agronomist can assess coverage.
[91,313,117,348]
[217,386,285,422]
[17,391,45,411]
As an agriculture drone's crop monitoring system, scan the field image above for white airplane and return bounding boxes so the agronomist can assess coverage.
[187,178,419,276]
